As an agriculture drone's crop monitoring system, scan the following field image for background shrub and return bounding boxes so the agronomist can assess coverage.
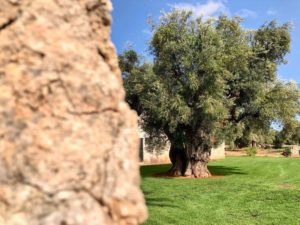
[245,147,257,156]
[282,147,292,157]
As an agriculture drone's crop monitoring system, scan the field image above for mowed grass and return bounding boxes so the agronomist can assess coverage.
[141,157,300,225]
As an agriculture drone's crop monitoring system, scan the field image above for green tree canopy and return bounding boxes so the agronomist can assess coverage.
[120,10,300,177]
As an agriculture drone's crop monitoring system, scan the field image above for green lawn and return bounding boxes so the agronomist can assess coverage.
[141,157,300,225]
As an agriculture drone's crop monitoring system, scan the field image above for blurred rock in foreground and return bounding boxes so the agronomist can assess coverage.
[0,0,147,224]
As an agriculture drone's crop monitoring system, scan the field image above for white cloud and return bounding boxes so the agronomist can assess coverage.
[168,0,229,20]
[236,9,257,18]
[142,28,152,35]
[267,9,277,16]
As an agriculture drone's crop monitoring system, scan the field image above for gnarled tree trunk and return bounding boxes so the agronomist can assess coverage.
[167,141,211,178]
[185,144,211,178]
[167,144,187,176]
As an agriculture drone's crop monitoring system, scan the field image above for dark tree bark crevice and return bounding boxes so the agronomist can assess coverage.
[167,144,187,176]
[167,142,212,178]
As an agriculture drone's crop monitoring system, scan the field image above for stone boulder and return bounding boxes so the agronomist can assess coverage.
[0,0,147,224]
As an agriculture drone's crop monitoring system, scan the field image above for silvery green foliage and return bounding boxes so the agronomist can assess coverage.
[121,10,299,149]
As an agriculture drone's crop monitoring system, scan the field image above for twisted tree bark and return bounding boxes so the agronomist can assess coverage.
[168,141,211,178]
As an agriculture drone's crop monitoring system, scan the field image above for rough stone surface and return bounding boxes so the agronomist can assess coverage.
[0,0,147,224]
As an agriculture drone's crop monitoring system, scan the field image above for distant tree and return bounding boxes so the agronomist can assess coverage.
[118,49,140,78]
[217,18,299,148]
[274,121,300,147]
[120,11,300,178]
[235,129,276,148]
[290,125,300,145]
[274,131,285,148]
[118,50,145,115]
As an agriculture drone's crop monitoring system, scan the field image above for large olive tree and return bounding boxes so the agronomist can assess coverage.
[120,11,300,178]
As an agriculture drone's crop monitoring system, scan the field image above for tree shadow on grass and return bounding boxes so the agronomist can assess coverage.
[208,165,247,176]
[140,164,172,177]
[140,164,246,178]
[143,190,180,208]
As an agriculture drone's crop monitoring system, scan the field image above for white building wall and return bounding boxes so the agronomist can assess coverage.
[138,122,225,163]
[140,139,225,164]
[210,142,226,160]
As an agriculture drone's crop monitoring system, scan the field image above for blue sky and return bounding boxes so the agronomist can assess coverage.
[111,0,300,83]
